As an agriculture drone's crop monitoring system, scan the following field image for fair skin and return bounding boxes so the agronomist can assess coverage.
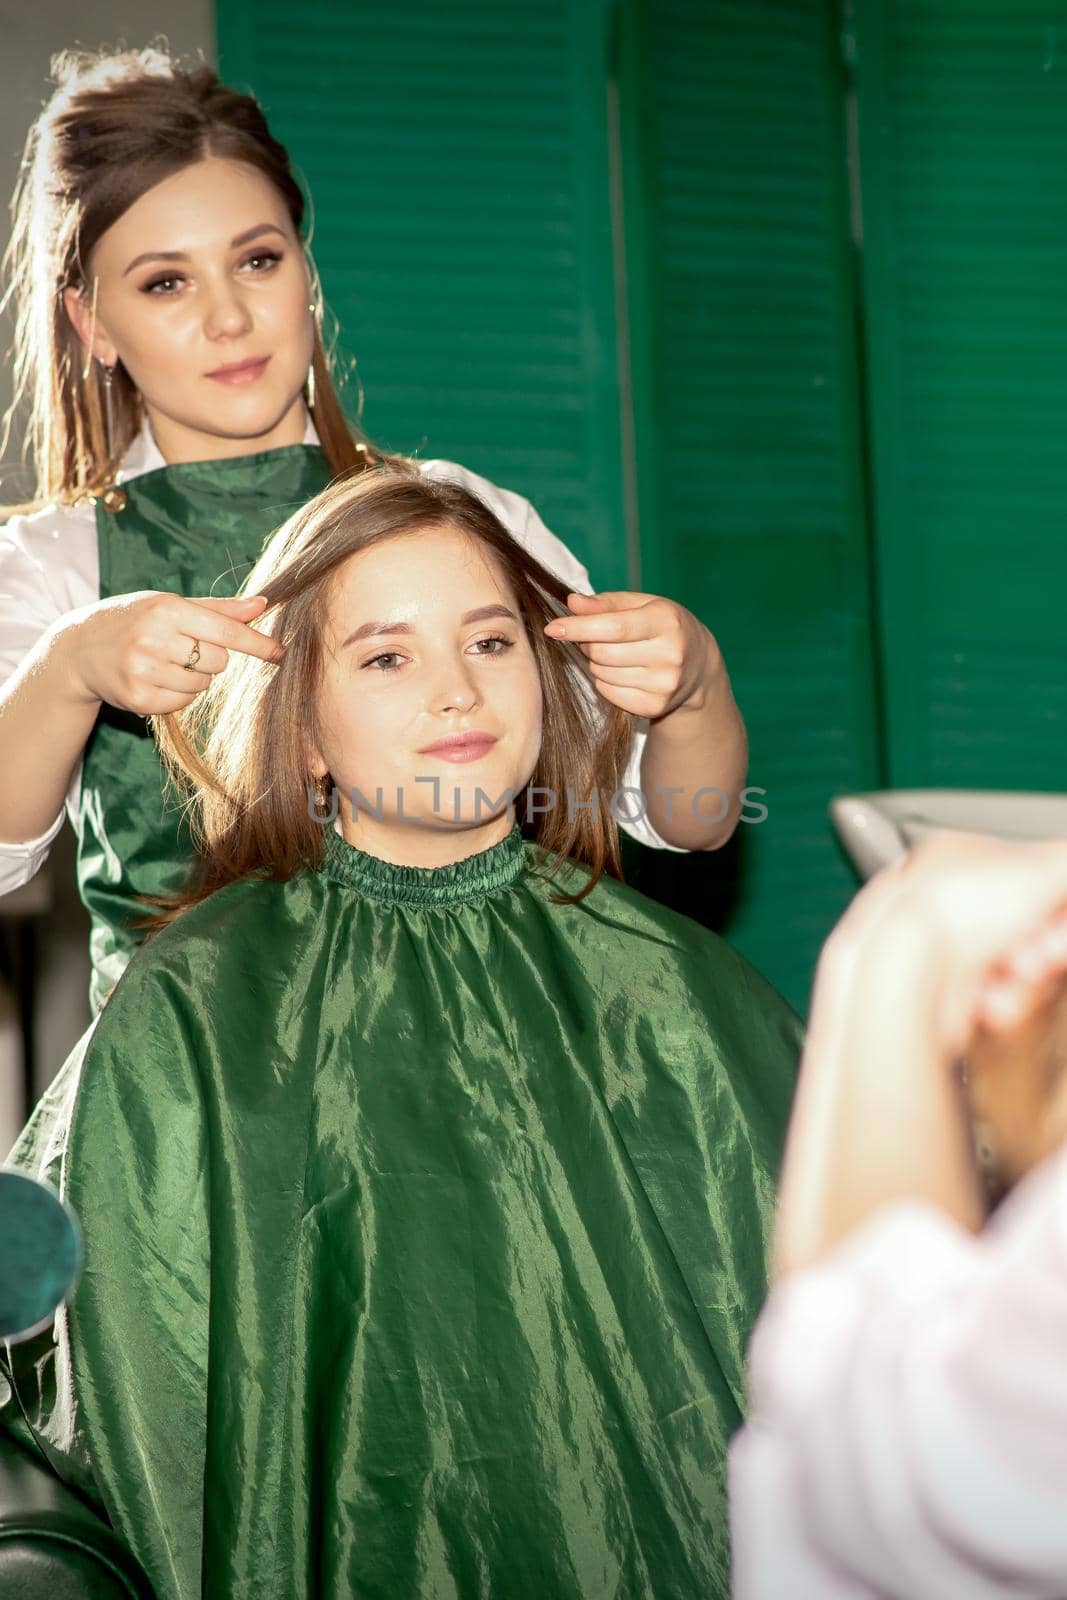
[307,526,542,869]
[61,156,313,463]
[1,155,745,852]
[774,832,1067,1281]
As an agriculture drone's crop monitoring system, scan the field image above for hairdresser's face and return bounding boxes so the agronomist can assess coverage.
[308,525,543,867]
[66,156,314,463]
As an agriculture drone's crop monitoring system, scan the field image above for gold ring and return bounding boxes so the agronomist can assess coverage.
[183,639,201,672]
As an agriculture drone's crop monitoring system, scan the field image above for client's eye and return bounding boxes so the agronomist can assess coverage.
[470,634,513,656]
[362,652,406,672]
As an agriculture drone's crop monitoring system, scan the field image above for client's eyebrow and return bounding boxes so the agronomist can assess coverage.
[341,604,517,650]
[341,619,414,648]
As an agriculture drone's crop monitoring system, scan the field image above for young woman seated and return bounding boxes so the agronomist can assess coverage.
[1,468,800,1600]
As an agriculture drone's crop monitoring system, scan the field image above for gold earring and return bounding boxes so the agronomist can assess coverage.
[306,301,319,409]
[309,773,335,821]
[103,362,114,459]
[82,276,99,382]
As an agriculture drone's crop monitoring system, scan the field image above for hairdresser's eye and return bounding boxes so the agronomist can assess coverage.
[141,273,185,296]
[362,652,406,672]
[241,250,282,274]
[469,634,514,657]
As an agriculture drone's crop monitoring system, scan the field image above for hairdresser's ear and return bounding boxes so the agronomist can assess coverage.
[62,284,118,369]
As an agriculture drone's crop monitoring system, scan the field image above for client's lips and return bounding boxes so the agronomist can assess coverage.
[418,732,498,764]
[205,356,271,385]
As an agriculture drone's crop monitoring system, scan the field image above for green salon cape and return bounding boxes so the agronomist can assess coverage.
[2,827,800,1600]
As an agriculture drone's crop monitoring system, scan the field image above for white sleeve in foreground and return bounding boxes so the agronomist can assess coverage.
[731,1155,1067,1600]
[0,509,90,894]
[0,808,68,899]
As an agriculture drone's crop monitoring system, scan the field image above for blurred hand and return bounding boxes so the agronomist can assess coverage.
[808,833,1067,1184]
[815,832,1067,1061]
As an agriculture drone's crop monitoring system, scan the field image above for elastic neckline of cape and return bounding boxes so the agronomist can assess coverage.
[318,824,528,907]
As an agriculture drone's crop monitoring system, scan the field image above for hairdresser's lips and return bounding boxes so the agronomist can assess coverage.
[418,732,499,764]
[205,356,271,385]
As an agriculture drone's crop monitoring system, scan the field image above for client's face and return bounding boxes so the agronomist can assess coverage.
[308,523,543,865]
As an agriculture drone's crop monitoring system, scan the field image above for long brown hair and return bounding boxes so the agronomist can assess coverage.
[149,469,631,921]
[1,45,384,506]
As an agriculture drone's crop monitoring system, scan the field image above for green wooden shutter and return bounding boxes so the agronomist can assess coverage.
[218,0,631,587]
[616,0,881,1009]
[854,0,1067,789]
[219,0,883,1012]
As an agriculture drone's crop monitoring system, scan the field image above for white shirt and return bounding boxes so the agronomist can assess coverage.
[730,1142,1067,1600]
[0,424,675,896]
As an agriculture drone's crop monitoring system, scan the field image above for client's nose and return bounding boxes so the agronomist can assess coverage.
[430,662,480,715]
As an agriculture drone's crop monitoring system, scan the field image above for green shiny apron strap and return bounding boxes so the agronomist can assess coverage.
[76,444,333,1014]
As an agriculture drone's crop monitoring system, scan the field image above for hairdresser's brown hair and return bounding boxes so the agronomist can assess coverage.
[149,468,631,918]
[2,45,385,506]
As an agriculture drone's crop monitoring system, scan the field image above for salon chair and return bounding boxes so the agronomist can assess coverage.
[0,1430,154,1597]
[0,1168,156,1597]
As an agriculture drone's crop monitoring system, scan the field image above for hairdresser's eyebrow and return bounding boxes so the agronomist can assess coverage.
[340,605,517,650]
[122,223,288,276]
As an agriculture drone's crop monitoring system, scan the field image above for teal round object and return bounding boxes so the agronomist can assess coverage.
[0,1168,82,1342]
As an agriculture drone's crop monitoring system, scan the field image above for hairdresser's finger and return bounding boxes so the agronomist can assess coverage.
[545,598,657,644]
[174,609,284,664]
[138,687,203,715]
[586,663,675,694]
[545,613,654,644]
[188,594,269,615]
[148,663,214,696]
[581,640,666,668]
[169,639,229,677]
[566,590,650,611]
[590,679,663,717]
[147,691,202,716]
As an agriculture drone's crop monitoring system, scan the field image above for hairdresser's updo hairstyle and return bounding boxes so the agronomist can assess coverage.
[3,46,379,503]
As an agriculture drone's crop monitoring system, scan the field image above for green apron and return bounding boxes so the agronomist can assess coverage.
[79,444,333,1013]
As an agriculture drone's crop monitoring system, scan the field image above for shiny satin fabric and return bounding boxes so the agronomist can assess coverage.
[3,829,800,1599]
[78,445,333,1013]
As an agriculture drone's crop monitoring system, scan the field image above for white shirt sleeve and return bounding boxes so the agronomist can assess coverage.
[730,1146,1067,1600]
[0,503,97,896]
[415,459,682,853]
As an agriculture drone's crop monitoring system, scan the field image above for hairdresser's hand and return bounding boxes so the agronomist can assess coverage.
[543,591,717,718]
[813,833,1067,1070]
[50,590,285,717]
